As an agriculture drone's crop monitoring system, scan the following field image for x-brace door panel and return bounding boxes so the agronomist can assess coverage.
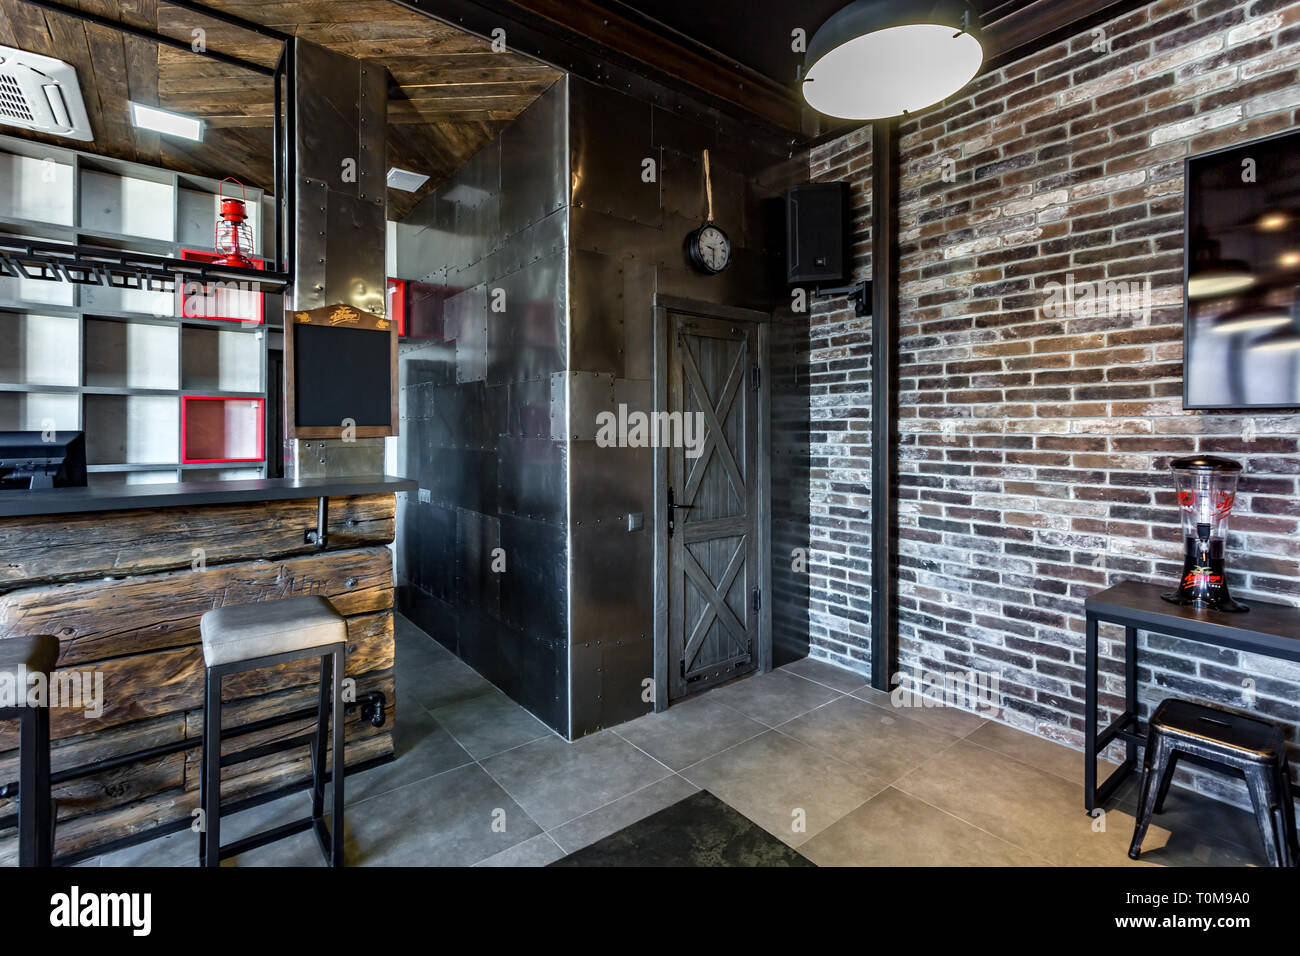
[667,311,758,700]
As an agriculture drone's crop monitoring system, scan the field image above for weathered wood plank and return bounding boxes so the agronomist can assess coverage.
[0,546,394,666]
[0,494,394,590]
[0,610,393,744]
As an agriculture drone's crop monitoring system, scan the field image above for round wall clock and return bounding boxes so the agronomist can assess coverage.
[685,149,733,275]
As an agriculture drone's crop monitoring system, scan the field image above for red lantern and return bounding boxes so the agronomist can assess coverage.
[214,177,255,268]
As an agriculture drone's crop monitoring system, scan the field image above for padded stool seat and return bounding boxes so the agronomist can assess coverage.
[201,595,345,667]
[0,634,59,682]
[0,634,59,866]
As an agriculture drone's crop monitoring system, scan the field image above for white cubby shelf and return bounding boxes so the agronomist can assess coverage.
[0,134,275,484]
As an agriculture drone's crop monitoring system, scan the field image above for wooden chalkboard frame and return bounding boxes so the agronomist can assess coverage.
[285,303,398,439]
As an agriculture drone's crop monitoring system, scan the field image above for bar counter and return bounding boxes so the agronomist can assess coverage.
[0,476,414,863]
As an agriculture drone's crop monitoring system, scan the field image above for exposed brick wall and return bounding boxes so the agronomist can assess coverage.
[809,0,1300,809]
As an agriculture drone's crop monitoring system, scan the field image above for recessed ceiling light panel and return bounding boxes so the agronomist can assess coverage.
[130,102,203,141]
[803,0,984,120]
[387,167,430,192]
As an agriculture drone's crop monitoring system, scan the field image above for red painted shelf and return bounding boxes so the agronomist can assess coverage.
[181,396,265,464]
[179,248,266,324]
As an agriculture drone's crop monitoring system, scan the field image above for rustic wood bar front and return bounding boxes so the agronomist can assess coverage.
[0,477,415,864]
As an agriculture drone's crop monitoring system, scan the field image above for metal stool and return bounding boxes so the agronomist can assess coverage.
[1129,698,1298,866]
[0,634,58,867]
[199,595,346,867]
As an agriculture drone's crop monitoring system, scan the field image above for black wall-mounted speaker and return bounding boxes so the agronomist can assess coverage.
[786,182,849,285]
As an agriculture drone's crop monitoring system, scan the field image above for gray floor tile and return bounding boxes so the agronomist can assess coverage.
[474,833,567,867]
[345,702,473,805]
[894,738,1256,866]
[709,669,842,727]
[480,731,673,830]
[397,654,495,713]
[99,792,314,868]
[432,689,553,760]
[801,787,1047,866]
[346,764,541,867]
[614,694,767,771]
[681,729,878,847]
[852,684,989,737]
[968,720,1117,784]
[778,695,961,788]
[395,614,454,664]
[548,775,699,854]
[781,657,869,693]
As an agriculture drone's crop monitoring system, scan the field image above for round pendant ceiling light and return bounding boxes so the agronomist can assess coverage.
[802,0,984,120]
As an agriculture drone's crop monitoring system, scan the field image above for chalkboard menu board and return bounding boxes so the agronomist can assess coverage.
[286,304,397,438]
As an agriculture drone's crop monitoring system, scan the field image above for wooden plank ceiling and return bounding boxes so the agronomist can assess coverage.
[0,0,561,218]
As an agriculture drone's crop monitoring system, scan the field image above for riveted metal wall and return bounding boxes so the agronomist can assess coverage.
[288,39,389,479]
[396,78,572,734]
[395,70,808,739]
[565,76,800,736]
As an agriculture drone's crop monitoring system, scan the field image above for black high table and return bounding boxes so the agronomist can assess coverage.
[1084,581,1300,813]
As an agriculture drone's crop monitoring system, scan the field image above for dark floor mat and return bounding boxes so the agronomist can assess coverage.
[549,790,816,867]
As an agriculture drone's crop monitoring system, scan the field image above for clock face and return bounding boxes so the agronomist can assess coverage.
[690,223,732,274]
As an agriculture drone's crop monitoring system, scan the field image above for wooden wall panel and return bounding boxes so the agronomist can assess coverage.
[0,494,394,590]
[0,546,394,665]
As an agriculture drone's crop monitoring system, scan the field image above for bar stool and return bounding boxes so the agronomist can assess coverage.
[1129,698,1298,867]
[199,595,346,867]
[0,634,58,867]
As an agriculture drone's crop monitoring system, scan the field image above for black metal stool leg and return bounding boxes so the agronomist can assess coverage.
[335,647,351,868]
[202,668,222,868]
[311,654,330,822]
[1129,735,1171,860]
[330,645,345,867]
[1244,764,1285,867]
[18,705,52,867]
[1153,750,1180,814]
[1280,766,1299,860]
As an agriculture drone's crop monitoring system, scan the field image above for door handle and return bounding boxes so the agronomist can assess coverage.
[667,487,694,537]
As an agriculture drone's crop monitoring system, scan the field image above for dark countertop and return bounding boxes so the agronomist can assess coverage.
[0,475,417,518]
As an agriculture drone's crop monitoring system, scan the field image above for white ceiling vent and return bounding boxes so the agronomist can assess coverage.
[0,46,93,142]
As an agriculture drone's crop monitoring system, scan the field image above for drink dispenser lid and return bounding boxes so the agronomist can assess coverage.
[1170,455,1241,473]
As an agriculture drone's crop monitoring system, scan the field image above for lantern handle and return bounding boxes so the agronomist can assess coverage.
[218,177,248,203]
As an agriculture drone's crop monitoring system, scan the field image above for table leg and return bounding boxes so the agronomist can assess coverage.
[1125,625,1138,766]
[1085,613,1098,814]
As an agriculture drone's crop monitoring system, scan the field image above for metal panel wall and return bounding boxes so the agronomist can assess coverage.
[396,78,572,735]
[565,76,797,736]
[288,39,389,479]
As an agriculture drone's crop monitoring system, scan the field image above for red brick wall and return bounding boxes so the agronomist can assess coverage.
[808,0,1300,807]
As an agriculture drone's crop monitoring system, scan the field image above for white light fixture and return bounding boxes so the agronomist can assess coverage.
[387,167,430,192]
[803,0,983,120]
[129,102,203,141]
[1211,304,1292,335]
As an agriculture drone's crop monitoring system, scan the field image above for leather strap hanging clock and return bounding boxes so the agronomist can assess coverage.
[685,149,733,275]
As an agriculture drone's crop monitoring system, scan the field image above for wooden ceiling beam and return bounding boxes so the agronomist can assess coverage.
[982,0,1141,61]
[500,0,803,132]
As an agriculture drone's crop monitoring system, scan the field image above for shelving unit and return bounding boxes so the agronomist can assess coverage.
[0,134,273,485]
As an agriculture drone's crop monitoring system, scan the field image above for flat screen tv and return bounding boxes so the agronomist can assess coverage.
[1185,127,1300,409]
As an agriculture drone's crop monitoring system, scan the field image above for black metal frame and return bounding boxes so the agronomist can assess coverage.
[0,704,51,867]
[870,119,899,692]
[1084,590,1300,814]
[201,642,346,867]
[13,0,294,286]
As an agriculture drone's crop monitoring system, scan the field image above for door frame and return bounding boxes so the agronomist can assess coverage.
[653,294,771,713]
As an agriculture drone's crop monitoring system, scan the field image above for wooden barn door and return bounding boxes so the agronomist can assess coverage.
[666,309,760,701]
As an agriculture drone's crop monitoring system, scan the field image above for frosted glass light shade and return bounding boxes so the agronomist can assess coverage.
[803,23,983,120]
